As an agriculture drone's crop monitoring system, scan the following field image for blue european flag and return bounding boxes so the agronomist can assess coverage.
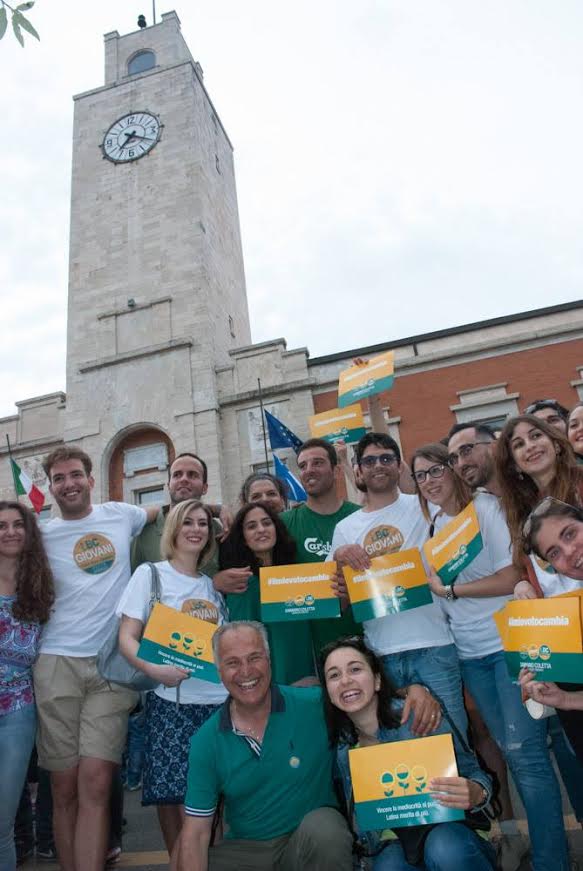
[273,454,307,503]
[264,410,303,453]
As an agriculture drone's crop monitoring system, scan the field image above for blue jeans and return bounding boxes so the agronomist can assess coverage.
[373,824,496,871]
[382,645,474,776]
[461,650,569,871]
[0,704,36,871]
[122,705,145,787]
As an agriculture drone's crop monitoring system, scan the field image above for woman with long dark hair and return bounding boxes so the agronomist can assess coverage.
[321,637,495,871]
[411,442,569,871]
[495,413,583,598]
[520,497,583,763]
[0,501,54,871]
[219,502,315,684]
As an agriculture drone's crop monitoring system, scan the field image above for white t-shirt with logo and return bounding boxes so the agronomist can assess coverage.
[331,494,453,656]
[117,561,228,705]
[432,493,513,660]
[40,502,147,657]
[528,554,583,598]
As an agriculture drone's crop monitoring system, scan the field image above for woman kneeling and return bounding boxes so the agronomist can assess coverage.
[321,637,496,871]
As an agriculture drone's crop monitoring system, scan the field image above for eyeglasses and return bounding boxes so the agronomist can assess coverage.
[413,464,447,484]
[522,496,571,539]
[447,442,491,467]
[360,453,398,468]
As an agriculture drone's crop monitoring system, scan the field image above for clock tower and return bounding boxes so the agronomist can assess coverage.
[64,11,251,503]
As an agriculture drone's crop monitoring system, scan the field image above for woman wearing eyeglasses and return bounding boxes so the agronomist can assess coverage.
[495,414,583,600]
[520,497,583,764]
[411,443,570,871]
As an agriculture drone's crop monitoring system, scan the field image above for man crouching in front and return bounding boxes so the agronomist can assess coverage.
[171,620,353,871]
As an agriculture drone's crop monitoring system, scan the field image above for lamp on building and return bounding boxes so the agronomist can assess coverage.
[137,14,147,29]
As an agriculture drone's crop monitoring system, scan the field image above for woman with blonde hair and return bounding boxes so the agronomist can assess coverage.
[117,500,227,854]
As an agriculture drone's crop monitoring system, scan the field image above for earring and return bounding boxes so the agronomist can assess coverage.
[517,470,524,480]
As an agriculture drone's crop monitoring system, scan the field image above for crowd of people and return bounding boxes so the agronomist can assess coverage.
[1,393,583,871]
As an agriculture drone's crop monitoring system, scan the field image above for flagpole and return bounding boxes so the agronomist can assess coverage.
[6,434,20,502]
[257,379,271,473]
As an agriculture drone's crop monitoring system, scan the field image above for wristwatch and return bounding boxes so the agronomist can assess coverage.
[444,581,458,602]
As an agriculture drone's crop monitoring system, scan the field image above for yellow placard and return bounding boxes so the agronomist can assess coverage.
[350,733,459,802]
[343,549,432,621]
[337,351,394,408]
[308,404,367,444]
[493,596,583,682]
[423,502,482,585]
[349,734,463,830]
[259,561,340,622]
[138,602,219,681]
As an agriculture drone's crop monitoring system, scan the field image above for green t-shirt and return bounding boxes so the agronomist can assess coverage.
[184,685,336,841]
[226,578,314,685]
[281,502,362,654]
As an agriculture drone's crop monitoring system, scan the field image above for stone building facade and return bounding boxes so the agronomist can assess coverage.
[1,14,583,516]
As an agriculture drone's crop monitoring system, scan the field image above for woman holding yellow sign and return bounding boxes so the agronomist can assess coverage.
[321,637,495,870]
[520,497,583,764]
[117,500,227,854]
[219,503,316,685]
[412,442,570,871]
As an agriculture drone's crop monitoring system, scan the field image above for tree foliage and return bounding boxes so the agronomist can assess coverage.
[0,1,40,46]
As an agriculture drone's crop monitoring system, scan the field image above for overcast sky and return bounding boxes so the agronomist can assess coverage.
[2,1,583,418]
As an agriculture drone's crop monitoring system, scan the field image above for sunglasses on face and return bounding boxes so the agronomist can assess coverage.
[360,453,398,468]
[413,463,447,484]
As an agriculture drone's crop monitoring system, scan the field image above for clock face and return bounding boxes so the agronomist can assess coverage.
[102,112,161,163]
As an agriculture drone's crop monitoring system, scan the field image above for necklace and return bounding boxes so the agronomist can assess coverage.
[231,702,268,742]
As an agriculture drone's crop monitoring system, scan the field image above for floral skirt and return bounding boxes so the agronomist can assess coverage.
[142,692,220,806]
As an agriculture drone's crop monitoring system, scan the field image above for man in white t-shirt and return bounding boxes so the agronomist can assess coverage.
[33,446,158,871]
[332,433,472,748]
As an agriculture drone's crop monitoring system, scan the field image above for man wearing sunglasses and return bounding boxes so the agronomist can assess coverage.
[330,433,476,757]
[447,422,500,497]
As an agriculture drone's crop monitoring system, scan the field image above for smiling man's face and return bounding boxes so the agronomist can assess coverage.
[217,626,272,709]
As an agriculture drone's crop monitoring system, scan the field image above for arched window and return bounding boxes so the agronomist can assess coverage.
[128,50,155,76]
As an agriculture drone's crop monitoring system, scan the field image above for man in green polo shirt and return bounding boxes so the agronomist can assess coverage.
[173,621,352,871]
[281,438,361,653]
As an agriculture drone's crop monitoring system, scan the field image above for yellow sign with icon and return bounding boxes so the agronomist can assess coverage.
[343,549,432,621]
[308,404,367,445]
[423,502,483,586]
[137,602,220,683]
[493,596,583,682]
[337,351,394,408]
[349,733,463,830]
[259,561,341,622]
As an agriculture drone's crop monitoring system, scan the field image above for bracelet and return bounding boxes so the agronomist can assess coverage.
[444,582,458,602]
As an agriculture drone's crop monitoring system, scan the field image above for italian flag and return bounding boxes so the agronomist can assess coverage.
[10,458,45,514]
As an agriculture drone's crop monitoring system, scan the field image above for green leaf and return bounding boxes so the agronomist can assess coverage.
[16,2,35,10]
[12,17,24,46]
[0,7,7,41]
[13,10,39,40]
